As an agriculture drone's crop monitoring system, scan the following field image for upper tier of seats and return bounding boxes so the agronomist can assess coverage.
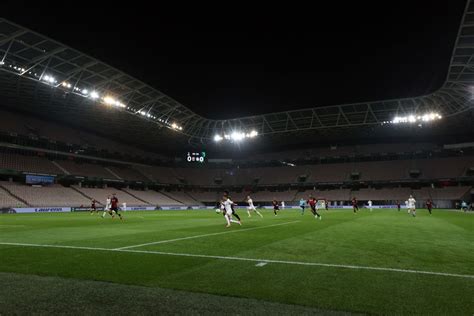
[0,109,165,161]
[0,151,472,185]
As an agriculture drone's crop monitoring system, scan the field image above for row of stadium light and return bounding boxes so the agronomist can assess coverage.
[213,130,258,142]
[382,112,442,125]
[1,61,183,132]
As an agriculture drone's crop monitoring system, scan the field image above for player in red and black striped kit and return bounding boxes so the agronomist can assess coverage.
[352,197,358,213]
[90,199,97,214]
[307,196,322,220]
[426,199,433,215]
[110,193,123,220]
[272,199,279,216]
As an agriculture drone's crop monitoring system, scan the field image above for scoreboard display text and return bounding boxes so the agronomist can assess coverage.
[187,151,206,163]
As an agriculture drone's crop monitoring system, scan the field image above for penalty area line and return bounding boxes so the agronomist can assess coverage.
[0,241,473,280]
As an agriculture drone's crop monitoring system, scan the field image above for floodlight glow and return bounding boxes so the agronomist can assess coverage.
[390,112,442,125]
[214,135,223,142]
[90,91,99,99]
[231,132,245,141]
[249,130,258,137]
[103,96,116,105]
[82,89,88,95]
[43,75,55,83]
[140,111,146,116]
[0,61,4,65]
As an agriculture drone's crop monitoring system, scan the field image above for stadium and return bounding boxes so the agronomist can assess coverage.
[0,2,473,315]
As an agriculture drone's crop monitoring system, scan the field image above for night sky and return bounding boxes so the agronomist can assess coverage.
[4,1,467,120]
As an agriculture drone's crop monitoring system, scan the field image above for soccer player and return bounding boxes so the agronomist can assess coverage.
[368,200,373,212]
[299,198,306,215]
[110,193,123,220]
[246,196,263,218]
[461,200,468,212]
[325,199,329,211]
[90,199,97,215]
[223,196,241,227]
[101,196,111,218]
[407,195,416,217]
[272,199,280,216]
[122,202,127,212]
[223,191,241,222]
[426,199,433,215]
[307,196,322,220]
[396,201,401,212]
[281,201,285,209]
[351,197,359,213]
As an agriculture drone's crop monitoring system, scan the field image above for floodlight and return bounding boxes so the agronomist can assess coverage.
[90,91,99,99]
[103,96,115,105]
[214,135,223,142]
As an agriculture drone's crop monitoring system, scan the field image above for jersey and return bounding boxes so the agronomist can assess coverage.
[368,200,372,207]
[408,197,416,208]
[105,198,111,210]
[247,198,255,209]
[426,201,432,208]
[272,200,279,209]
[308,198,317,208]
[351,199,357,206]
[299,199,306,207]
[224,198,234,214]
[111,197,118,209]
[281,201,285,208]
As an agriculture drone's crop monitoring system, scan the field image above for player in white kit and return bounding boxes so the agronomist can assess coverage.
[101,196,111,218]
[246,196,263,218]
[223,196,241,227]
[407,195,416,217]
[368,200,373,212]
[122,202,127,212]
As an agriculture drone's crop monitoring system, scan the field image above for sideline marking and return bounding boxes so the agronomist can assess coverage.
[0,241,473,279]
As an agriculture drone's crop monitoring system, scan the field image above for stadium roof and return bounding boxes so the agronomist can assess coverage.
[0,1,473,151]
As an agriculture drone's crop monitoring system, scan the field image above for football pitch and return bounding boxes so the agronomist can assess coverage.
[0,209,473,315]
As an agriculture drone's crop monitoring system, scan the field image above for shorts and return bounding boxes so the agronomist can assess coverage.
[247,206,256,211]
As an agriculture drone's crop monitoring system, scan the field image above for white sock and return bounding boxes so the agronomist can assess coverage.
[256,211,263,218]
[230,219,239,223]
[225,214,231,225]
[102,211,106,217]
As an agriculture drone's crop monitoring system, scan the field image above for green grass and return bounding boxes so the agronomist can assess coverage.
[0,208,473,315]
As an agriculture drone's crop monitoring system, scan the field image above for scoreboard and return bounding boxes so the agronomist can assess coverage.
[187,151,206,163]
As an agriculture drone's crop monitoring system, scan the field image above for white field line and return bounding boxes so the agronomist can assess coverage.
[115,221,300,250]
[0,241,473,279]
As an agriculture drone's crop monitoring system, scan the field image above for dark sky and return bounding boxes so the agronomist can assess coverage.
[4,1,468,119]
